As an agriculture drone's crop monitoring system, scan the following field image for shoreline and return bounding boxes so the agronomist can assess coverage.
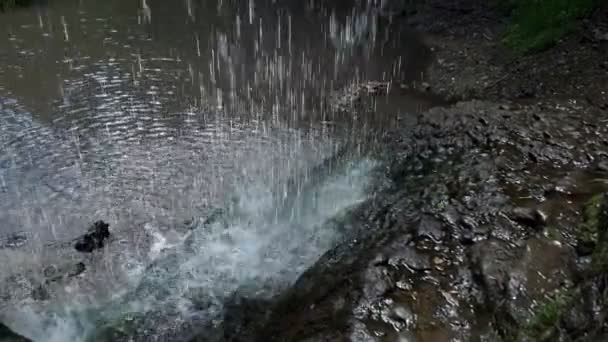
[255,3,608,341]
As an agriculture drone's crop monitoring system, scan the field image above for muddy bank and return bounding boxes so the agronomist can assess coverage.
[255,97,608,340]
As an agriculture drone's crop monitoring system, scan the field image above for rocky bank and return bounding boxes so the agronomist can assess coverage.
[251,2,608,341]
[255,99,608,341]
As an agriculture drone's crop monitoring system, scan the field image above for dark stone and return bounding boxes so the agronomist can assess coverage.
[74,220,111,253]
[0,232,28,249]
[562,295,591,336]
[416,214,444,242]
[31,284,50,301]
[528,151,540,163]
[460,228,475,245]
[459,216,482,244]
[596,161,608,172]
[0,323,31,342]
[470,239,514,306]
[509,207,548,229]
[44,262,86,283]
[576,240,596,256]
[68,262,87,277]
[222,294,273,342]
[387,246,432,271]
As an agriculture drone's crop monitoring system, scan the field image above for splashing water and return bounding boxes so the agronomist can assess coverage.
[0,95,379,341]
[0,0,422,340]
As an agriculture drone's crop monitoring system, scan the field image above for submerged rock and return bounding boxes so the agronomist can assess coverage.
[0,323,31,342]
[0,232,28,249]
[74,220,111,253]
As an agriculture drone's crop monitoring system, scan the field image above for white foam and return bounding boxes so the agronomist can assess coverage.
[2,158,376,341]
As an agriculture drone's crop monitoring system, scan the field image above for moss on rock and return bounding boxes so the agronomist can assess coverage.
[576,194,604,255]
[589,193,608,274]
[0,0,33,12]
[523,292,571,340]
[501,0,600,55]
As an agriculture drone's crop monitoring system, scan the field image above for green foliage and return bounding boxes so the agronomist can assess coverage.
[496,291,573,341]
[0,0,33,12]
[524,292,571,339]
[584,193,608,274]
[492,0,520,15]
[501,0,600,54]
[592,241,608,273]
[577,194,604,251]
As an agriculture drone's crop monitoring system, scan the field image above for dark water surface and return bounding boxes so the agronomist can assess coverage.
[0,1,438,340]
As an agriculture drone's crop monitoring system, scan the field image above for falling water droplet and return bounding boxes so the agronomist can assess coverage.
[186,0,194,21]
[195,33,201,57]
[61,16,69,41]
[249,0,254,25]
[142,0,152,24]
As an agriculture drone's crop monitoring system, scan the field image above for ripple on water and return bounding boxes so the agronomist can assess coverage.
[0,91,376,340]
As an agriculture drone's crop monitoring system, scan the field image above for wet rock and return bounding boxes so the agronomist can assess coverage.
[528,151,540,163]
[43,262,86,283]
[86,305,210,342]
[459,215,486,244]
[509,207,548,229]
[596,160,608,172]
[387,246,432,271]
[470,239,515,305]
[222,294,274,342]
[415,214,444,242]
[68,262,86,277]
[506,238,576,324]
[31,284,50,301]
[561,293,592,337]
[252,98,608,341]
[0,323,31,342]
[74,220,111,253]
[0,232,28,249]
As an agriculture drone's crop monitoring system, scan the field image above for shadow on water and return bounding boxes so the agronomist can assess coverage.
[0,0,443,340]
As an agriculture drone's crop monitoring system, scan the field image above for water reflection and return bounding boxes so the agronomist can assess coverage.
[1,0,432,123]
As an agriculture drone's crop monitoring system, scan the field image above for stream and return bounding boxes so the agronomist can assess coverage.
[0,0,438,340]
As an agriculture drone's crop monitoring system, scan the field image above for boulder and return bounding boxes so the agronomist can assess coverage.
[0,323,31,342]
